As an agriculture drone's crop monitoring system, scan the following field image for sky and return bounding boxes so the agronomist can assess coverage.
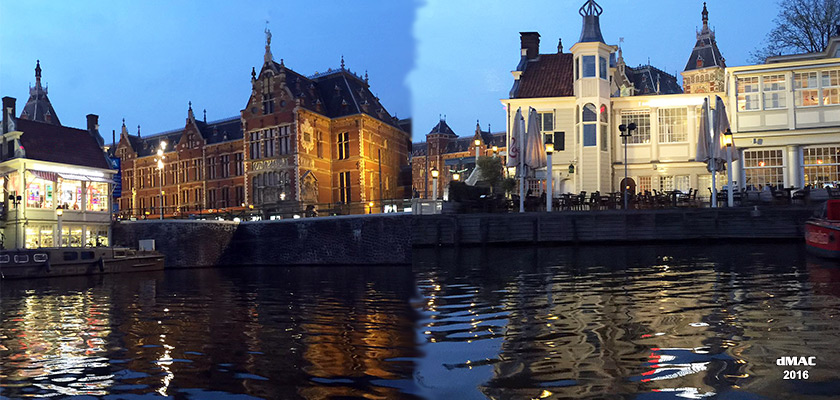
[1,1,781,143]
[0,0,415,143]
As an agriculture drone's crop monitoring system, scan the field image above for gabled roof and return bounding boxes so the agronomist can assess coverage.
[512,53,574,98]
[16,119,110,170]
[126,115,243,158]
[626,65,683,95]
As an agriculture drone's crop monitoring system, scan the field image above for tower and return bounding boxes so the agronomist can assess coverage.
[570,0,615,193]
[681,2,726,94]
[20,60,61,125]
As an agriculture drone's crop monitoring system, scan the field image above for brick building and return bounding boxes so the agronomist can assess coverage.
[115,29,410,218]
[411,118,506,199]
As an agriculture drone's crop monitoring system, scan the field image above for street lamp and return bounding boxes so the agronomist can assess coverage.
[155,141,167,219]
[492,145,498,157]
[724,128,734,207]
[545,134,554,212]
[9,194,21,247]
[56,208,63,247]
[431,167,439,201]
[452,172,460,181]
[474,138,481,164]
[618,122,636,210]
[368,201,374,214]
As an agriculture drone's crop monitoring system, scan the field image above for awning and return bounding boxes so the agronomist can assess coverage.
[28,170,59,182]
[58,173,112,183]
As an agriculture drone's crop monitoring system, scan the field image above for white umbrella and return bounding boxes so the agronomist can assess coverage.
[524,107,547,170]
[507,108,523,168]
[714,95,739,206]
[465,164,482,186]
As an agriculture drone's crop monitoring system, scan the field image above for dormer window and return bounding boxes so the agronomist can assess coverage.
[262,92,274,115]
[696,56,704,69]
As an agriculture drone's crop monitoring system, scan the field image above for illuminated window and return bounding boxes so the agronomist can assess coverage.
[795,72,819,107]
[743,149,784,188]
[803,146,840,187]
[339,171,351,203]
[821,70,840,105]
[620,110,651,144]
[582,103,597,147]
[86,182,109,212]
[338,132,350,160]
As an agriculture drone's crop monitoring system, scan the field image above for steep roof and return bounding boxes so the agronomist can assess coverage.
[265,60,402,129]
[127,115,243,158]
[428,119,456,136]
[16,119,110,170]
[512,53,574,98]
[626,65,683,95]
[684,3,725,71]
[19,61,61,126]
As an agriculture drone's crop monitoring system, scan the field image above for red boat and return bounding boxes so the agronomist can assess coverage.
[805,199,840,258]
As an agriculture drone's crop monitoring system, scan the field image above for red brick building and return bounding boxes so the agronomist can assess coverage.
[115,30,410,218]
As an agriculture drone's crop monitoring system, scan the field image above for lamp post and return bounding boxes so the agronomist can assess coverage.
[431,167,439,201]
[56,208,63,247]
[492,145,498,157]
[368,201,374,214]
[618,122,636,210]
[9,194,21,247]
[155,141,167,220]
[474,138,481,164]
[724,128,734,207]
[545,134,554,212]
[452,172,460,182]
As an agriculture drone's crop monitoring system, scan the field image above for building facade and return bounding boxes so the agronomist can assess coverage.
[115,29,410,218]
[503,0,840,197]
[1,62,114,249]
[411,118,507,199]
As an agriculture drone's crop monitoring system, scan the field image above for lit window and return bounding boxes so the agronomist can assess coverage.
[620,110,651,144]
[737,77,759,111]
[762,75,786,109]
[658,108,687,143]
[795,72,819,107]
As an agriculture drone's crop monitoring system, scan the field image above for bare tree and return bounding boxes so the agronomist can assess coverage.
[750,0,840,63]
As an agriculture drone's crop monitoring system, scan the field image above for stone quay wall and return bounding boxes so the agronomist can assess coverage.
[411,207,815,247]
[112,214,413,267]
[113,207,813,267]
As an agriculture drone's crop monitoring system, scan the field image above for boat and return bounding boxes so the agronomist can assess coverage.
[0,247,165,279]
[805,199,840,259]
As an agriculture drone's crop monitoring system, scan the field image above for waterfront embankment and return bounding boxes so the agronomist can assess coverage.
[113,206,814,267]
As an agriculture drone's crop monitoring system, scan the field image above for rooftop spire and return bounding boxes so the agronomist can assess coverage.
[264,23,273,63]
[702,2,709,31]
[340,55,345,70]
[578,0,605,43]
[35,60,42,87]
[21,60,60,125]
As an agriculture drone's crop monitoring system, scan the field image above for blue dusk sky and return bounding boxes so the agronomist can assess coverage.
[2,1,781,144]
[0,1,415,143]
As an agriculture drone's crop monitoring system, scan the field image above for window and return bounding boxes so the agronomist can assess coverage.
[194,188,202,205]
[582,56,596,77]
[537,112,554,132]
[221,155,230,178]
[637,176,652,193]
[207,189,217,208]
[743,149,784,188]
[221,187,230,207]
[278,126,292,155]
[86,182,109,212]
[338,132,350,160]
[208,157,217,179]
[822,70,840,105]
[582,103,597,147]
[620,110,651,144]
[795,72,819,107]
[763,75,786,109]
[599,56,607,79]
[339,171,351,203]
[249,132,260,159]
[235,186,244,206]
[803,146,840,188]
[574,57,579,80]
[737,77,759,111]
[235,153,244,175]
[582,56,595,78]
[658,108,687,143]
[554,131,565,151]
[317,132,324,158]
[262,92,274,115]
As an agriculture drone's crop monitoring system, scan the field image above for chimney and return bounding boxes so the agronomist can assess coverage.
[112,129,116,146]
[2,97,15,134]
[520,32,541,60]
[86,114,99,134]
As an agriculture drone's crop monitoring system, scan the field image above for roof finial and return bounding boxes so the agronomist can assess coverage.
[702,2,709,31]
[251,66,256,80]
[340,55,345,70]
[444,114,446,121]
[264,22,273,63]
[203,109,207,122]
[34,60,42,88]
[557,38,563,53]
[364,70,369,84]
[137,124,141,137]
[122,118,125,126]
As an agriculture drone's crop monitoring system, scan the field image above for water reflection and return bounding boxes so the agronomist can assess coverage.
[0,267,420,399]
[0,244,838,399]
[413,244,840,399]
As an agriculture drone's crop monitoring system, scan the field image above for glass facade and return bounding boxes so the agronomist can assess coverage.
[743,149,784,188]
[804,146,840,188]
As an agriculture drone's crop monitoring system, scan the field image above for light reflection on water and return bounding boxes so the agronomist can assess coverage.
[0,243,838,399]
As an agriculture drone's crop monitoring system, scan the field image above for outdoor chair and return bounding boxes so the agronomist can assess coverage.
[792,188,809,205]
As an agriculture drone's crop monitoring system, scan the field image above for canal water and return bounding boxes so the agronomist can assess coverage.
[0,243,838,399]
